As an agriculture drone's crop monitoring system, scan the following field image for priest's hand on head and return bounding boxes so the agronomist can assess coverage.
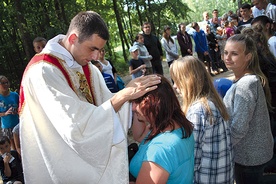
[110,75,161,112]
[125,75,161,101]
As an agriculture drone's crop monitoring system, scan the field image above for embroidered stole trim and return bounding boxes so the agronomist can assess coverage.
[82,64,96,104]
[19,54,95,113]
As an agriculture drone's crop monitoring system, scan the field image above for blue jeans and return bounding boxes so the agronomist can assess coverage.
[235,162,266,184]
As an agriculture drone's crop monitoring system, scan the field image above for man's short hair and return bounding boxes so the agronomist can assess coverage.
[91,60,100,65]
[178,23,186,30]
[251,15,273,26]
[67,11,109,43]
[230,14,239,21]
[240,3,252,10]
[142,22,151,27]
[33,37,47,44]
[212,9,218,13]
[0,136,10,145]
[191,22,198,29]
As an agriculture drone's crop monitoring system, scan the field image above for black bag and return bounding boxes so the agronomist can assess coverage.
[128,143,138,182]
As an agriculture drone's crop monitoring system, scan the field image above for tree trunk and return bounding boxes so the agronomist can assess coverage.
[112,0,128,62]
[59,0,68,24]
[13,0,34,61]
[125,0,134,41]
[53,0,68,31]
[135,0,143,27]
[143,0,151,24]
[147,0,156,34]
[237,0,242,8]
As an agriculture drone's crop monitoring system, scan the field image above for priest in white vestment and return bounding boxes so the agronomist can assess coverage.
[19,11,160,184]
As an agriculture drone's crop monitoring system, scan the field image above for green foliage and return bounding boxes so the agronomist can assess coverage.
[113,58,130,76]
[0,0,243,90]
[106,46,129,75]
[183,0,238,22]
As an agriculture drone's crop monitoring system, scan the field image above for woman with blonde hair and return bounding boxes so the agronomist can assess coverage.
[223,34,273,184]
[170,56,234,184]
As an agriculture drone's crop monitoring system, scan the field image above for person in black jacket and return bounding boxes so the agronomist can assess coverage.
[205,24,228,73]
[142,22,164,75]
[0,136,24,184]
[177,23,193,57]
[205,24,219,74]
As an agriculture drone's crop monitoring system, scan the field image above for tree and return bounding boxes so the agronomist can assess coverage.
[184,0,238,22]
[0,0,242,90]
[0,0,79,90]
[112,0,129,61]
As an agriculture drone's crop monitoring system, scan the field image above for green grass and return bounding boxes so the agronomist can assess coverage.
[111,45,130,76]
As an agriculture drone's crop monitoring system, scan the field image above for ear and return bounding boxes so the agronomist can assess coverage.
[266,22,271,30]
[245,52,252,63]
[68,33,78,45]
[271,22,276,32]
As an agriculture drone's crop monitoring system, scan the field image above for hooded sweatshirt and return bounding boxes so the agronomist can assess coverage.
[133,41,152,68]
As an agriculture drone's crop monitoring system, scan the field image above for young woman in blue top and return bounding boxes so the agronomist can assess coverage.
[0,76,19,151]
[130,76,194,184]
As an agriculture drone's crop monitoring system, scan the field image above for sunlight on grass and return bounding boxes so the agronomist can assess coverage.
[112,45,130,76]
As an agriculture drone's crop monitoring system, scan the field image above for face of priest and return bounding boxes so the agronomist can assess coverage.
[69,33,107,66]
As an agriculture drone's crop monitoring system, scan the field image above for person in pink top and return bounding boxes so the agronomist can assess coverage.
[224,20,235,39]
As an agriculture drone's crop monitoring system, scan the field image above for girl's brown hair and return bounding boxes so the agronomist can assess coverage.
[133,75,193,141]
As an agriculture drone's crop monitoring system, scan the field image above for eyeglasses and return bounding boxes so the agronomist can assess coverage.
[0,81,9,85]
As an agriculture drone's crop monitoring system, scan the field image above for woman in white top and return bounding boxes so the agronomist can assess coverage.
[98,49,117,80]
[161,25,179,67]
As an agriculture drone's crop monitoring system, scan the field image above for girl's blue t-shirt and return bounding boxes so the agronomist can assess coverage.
[130,128,195,184]
[0,91,19,128]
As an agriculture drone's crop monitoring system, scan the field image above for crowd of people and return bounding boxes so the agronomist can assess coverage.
[0,1,275,183]
[127,4,276,182]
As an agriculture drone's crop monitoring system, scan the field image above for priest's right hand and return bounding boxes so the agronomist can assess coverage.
[110,75,161,112]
